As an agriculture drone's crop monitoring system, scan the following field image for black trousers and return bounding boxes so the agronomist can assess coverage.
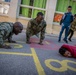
[68,29,74,40]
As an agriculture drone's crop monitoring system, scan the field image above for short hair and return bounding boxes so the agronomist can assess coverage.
[59,47,67,56]
[68,6,72,8]
[74,14,76,17]
[37,12,44,16]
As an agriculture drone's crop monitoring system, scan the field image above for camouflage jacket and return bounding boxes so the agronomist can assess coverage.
[0,22,13,46]
[26,19,47,41]
[70,18,76,31]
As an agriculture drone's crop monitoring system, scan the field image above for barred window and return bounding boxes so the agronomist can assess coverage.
[56,0,76,14]
[19,0,47,19]
[53,0,76,24]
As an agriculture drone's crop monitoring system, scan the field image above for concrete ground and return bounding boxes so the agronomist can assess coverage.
[0,31,76,75]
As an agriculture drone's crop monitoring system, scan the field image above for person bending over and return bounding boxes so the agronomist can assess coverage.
[0,22,23,49]
[26,12,47,45]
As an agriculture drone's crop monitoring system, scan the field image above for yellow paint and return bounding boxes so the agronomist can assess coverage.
[64,60,76,71]
[45,59,76,72]
[45,59,67,72]
[0,51,32,56]
[16,41,25,43]
[0,48,45,75]
[14,44,23,48]
[45,41,50,45]
[5,43,23,48]
[0,47,76,73]
[31,48,46,75]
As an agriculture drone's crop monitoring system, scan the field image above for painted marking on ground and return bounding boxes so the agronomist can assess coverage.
[45,59,76,72]
[5,43,23,48]
[31,48,46,75]
[0,48,45,75]
[0,50,76,73]
[0,51,32,56]
[30,38,60,50]
[45,41,50,45]
[16,41,26,44]
[4,38,60,50]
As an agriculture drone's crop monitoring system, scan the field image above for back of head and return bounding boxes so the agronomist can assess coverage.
[13,22,23,35]
[37,12,44,17]
[14,22,23,28]
[68,6,72,9]
[59,47,67,56]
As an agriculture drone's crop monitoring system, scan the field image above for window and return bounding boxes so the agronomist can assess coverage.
[53,0,76,24]
[0,0,11,15]
[56,0,76,14]
[56,0,69,13]
[69,0,76,14]
[19,0,47,19]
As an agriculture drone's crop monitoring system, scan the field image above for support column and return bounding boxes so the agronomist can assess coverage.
[46,0,57,33]
[8,0,18,18]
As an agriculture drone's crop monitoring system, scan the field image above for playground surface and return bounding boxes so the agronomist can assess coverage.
[0,31,76,75]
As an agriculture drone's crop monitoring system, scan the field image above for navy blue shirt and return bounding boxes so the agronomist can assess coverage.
[63,12,73,26]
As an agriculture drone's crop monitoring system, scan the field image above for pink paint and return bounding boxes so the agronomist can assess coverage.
[30,38,60,50]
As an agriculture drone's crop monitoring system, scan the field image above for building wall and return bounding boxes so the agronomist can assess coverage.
[0,0,57,33]
[46,0,57,33]
[1,0,76,38]
[0,0,18,22]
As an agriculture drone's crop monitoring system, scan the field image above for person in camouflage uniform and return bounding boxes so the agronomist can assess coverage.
[68,14,76,41]
[26,12,47,45]
[0,22,23,49]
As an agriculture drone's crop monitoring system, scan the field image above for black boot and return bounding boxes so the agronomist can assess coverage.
[63,39,68,43]
[58,39,61,42]
[68,38,72,42]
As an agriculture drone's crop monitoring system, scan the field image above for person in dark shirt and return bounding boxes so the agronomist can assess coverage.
[58,6,73,43]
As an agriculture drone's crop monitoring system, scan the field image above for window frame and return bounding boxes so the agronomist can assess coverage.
[18,0,47,20]
[53,0,70,25]
[0,0,11,16]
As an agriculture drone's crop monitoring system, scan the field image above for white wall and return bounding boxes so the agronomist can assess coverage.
[8,0,18,18]
[46,0,57,25]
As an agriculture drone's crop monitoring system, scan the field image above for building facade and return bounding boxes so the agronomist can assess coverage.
[0,0,76,34]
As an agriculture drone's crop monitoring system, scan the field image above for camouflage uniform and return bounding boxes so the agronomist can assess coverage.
[26,19,47,42]
[68,18,76,40]
[0,22,13,46]
[70,18,76,31]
